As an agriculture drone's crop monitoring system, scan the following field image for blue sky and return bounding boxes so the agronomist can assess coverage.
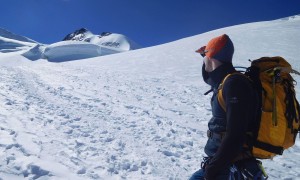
[1,0,300,47]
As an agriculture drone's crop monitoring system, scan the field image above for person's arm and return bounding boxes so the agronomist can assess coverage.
[204,75,254,179]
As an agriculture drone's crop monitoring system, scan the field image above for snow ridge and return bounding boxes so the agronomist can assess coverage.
[62,28,142,51]
[0,27,141,62]
[0,28,37,43]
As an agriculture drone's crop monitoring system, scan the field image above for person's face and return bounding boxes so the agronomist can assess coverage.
[203,56,214,72]
[203,57,223,72]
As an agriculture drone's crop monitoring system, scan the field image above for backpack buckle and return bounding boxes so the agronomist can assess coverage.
[207,130,225,139]
[207,130,213,138]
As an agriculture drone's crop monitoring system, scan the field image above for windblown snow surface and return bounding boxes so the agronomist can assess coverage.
[0,15,300,180]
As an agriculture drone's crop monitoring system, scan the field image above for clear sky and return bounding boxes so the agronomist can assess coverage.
[1,0,300,47]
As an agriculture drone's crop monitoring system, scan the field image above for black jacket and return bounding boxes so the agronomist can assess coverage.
[202,63,258,179]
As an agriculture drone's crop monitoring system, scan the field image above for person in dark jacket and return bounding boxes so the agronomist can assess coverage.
[190,34,266,180]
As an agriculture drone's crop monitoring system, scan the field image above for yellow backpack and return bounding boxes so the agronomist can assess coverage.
[218,56,300,159]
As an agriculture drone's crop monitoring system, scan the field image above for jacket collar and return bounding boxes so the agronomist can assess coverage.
[205,63,236,89]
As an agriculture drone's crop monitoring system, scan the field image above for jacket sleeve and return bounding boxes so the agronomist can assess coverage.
[204,75,255,179]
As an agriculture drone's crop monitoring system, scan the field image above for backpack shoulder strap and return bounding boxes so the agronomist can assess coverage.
[217,72,248,112]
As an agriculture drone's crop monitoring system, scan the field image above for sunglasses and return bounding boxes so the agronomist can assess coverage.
[195,46,208,57]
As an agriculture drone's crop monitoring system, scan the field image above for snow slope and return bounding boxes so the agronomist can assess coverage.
[0,15,300,179]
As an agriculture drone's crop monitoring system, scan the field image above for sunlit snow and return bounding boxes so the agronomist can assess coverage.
[0,15,299,179]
